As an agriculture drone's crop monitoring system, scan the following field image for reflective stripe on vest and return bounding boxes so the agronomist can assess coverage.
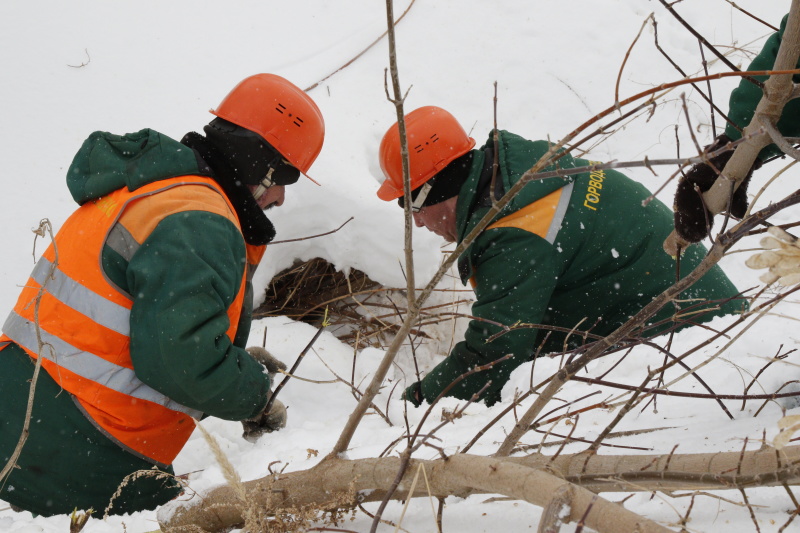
[3,312,202,418]
[469,182,574,288]
[1,176,250,466]
[29,256,130,335]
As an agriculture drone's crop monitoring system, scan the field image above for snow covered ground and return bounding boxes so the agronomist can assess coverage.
[0,1,797,531]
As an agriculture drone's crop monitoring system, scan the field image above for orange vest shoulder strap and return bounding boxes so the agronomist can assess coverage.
[117,177,239,246]
[485,182,574,244]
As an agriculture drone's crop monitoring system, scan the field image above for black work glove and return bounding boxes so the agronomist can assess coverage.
[242,347,288,442]
[673,134,761,243]
[402,381,424,407]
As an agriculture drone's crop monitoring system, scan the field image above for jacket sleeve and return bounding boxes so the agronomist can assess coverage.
[418,228,562,405]
[126,211,270,421]
[724,14,800,162]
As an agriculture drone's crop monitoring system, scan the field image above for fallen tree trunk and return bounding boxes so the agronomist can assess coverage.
[158,444,800,532]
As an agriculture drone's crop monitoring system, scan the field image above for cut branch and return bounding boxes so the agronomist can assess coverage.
[159,445,800,532]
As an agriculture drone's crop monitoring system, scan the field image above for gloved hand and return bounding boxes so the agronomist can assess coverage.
[673,134,760,243]
[745,226,800,286]
[242,395,287,442]
[242,347,289,441]
[246,346,288,381]
[402,381,424,407]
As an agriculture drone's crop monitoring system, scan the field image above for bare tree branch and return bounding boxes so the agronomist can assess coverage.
[664,0,800,254]
[159,445,800,532]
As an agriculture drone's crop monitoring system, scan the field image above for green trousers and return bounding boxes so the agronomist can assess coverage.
[0,343,181,516]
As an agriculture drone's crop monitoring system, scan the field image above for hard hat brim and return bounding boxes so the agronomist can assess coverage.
[377,179,403,201]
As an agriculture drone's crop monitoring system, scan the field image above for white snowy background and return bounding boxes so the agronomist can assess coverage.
[0,1,798,531]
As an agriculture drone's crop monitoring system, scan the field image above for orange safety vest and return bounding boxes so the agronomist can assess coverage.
[1,176,266,466]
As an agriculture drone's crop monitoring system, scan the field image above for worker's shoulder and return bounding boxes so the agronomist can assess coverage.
[120,178,239,243]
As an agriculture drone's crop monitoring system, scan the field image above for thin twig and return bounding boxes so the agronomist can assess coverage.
[657,0,763,88]
[741,345,792,410]
[571,375,800,401]
[67,48,91,68]
[369,356,510,532]
[739,488,762,533]
[722,0,779,31]
[304,0,418,92]
[269,217,354,244]
[0,220,57,484]
[329,0,419,460]
[615,14,655,106]
[265,324,326,413]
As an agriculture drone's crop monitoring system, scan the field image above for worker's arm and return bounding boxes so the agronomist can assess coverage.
[412,228,561,406]
[125,211,270,420]
[724,14,800,162]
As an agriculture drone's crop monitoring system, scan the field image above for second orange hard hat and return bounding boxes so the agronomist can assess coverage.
[377,106,475,201]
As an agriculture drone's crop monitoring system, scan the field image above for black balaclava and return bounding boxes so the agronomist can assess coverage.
[180,119,279,245]
[203,118,276,185]
[397,150,474,209]
[203,118,300,187]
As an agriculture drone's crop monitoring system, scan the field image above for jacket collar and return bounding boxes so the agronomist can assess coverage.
[180,132,276,246]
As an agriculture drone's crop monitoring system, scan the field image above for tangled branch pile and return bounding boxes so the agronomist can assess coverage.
[254,257,469,351]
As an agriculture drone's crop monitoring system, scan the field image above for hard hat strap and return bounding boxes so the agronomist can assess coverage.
[252,155,301,200]
[410,181,433,212]
[252,167,277,199]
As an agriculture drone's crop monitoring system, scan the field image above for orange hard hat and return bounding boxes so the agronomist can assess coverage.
[377,106,475,201]
[211,73,324,175]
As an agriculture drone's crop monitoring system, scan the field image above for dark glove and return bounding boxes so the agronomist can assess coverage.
[242,395,287,442]
[402,381,424,407]
[673,134,760,243]
[246,346,288,381]
[242,347,289,441]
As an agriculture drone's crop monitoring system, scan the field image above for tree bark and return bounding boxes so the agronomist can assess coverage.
[159,445,800,532]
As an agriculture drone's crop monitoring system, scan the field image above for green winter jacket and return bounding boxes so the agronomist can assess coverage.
[724,14,800,162]
[0,129,271,516]
[413,131,742,406]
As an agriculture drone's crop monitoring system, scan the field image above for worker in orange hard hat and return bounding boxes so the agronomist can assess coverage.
[377,106,742,407]
[0,74,324,516]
